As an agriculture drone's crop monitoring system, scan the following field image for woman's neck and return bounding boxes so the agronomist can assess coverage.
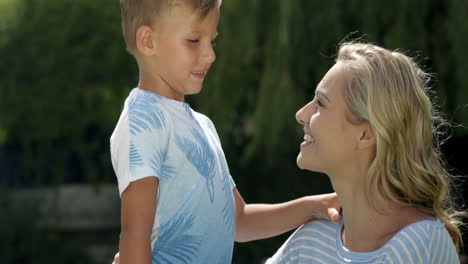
[330,169,432,252]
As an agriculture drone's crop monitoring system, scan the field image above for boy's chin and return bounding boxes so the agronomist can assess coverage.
[184,90,202,96]
[184,85,203,95]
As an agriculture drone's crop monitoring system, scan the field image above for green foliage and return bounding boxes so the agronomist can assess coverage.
[0,0,467,262]
[447,0,468,129]
[0,0,136,185]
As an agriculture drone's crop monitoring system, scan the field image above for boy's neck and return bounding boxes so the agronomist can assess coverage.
[138,66,185,102]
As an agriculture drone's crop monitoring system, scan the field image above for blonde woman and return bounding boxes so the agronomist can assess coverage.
[267,42,464,263]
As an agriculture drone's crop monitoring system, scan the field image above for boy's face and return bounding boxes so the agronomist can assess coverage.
[149,5,219,101]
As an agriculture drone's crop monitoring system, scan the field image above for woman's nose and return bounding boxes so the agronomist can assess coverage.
[296,101,315,125]
[296,106,307,125]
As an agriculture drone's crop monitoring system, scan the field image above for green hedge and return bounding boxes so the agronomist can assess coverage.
[0,0,136,185]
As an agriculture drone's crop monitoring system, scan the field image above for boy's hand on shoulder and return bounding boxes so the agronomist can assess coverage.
[309,193,340,222]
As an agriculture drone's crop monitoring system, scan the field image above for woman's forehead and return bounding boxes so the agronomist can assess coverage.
[317,63,348,97]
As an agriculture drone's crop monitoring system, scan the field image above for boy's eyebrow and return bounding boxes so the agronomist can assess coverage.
[189,31,218,39]
[315,90,331,103]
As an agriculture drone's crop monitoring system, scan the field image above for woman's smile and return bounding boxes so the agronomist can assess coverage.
[300,133,315,148]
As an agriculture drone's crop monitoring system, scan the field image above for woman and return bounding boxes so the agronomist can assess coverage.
[267,42,463,263]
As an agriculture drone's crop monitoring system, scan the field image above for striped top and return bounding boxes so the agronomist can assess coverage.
[266,218,459,264]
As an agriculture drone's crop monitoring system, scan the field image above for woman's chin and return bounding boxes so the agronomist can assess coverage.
[296,155,311,170]
[297,155,322,172]
[296,155,304,169]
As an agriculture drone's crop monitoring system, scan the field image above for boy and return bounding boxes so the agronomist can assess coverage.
[110,0,340,263]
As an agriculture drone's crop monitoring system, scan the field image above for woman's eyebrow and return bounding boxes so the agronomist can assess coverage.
[315,90,331,103]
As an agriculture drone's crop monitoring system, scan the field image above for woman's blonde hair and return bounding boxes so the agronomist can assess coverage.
[337,42,464,249]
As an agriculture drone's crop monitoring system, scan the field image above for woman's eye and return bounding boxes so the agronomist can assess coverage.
[188,39,199,43]
[317,100,324,107]
[211,40,217,47]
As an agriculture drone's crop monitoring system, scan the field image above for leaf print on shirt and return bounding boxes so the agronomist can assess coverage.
[128,93,170,175]
[183,104,194,120]
[129,94,166,135]
[217,152,235,235]
[175,127,216,202]
[149,149,176,183]
[129,143,143,167]
[152,213,202,264]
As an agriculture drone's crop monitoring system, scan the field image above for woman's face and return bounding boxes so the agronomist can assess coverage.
[295,62,360,174]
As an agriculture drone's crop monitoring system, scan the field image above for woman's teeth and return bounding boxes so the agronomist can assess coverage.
[304,134,314,143]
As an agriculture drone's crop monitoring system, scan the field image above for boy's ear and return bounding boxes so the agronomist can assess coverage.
[136,25,157,56]
[358,124,376,150]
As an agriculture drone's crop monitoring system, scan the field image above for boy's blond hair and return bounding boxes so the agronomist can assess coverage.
[119,0,222,55]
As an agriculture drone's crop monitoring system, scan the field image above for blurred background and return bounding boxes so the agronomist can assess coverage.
[0,0,467,263]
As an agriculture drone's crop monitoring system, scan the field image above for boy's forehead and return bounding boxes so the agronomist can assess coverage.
[161,0,219,18]
[159,4,219,30]
[171,3,214,17]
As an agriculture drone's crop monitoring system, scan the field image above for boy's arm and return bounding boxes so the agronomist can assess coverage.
[119,177,159,264]
[233,188,340,242]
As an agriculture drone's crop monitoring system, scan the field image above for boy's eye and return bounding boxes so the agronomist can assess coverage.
[188,39,199,43]
[211,40,216,47]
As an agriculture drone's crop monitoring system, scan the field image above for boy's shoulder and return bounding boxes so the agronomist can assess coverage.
[125,88,172,131]
[127,88,167,113]
[110,88,172,147]
[192,110,212,125]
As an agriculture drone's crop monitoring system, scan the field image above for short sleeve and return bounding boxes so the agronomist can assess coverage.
[110,97,171,196]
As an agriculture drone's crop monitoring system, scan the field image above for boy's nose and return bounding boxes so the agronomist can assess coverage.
[203,43,216,64]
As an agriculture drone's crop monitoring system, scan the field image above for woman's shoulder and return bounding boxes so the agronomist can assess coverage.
[394,218,446,240]
[384,219,459,263]
[281,219,339,248]
[292,219,340,248]
[265,220,339,264]
[299,219,339,234]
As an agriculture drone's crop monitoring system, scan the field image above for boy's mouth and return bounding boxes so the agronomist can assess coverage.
[192,71,206,79]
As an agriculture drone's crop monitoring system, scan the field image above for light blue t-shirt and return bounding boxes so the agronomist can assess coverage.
[110,88,236,264]
[266,218,459,264]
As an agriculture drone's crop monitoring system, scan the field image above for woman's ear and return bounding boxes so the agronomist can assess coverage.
[358,124,376,149]
[135,25,157,56]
